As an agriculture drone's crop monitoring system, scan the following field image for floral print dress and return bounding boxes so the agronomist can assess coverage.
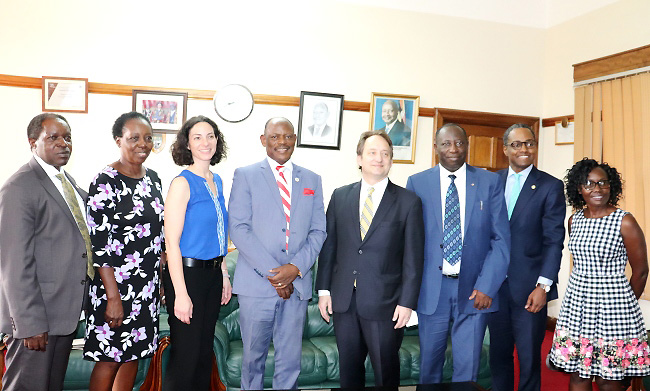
[549,209,650,379]
[83,166,164,362]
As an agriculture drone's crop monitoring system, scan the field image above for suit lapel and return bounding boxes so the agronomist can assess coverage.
[348,181,362,243]
[291,165,302,216]
[260,160,284,215]
[510,166,539,222]
[29,158,77,227]
[464,166,477,235]
[362,180,397,242]
[429,167,443,235]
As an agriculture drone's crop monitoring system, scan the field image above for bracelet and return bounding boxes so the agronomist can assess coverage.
[222,272,230,278]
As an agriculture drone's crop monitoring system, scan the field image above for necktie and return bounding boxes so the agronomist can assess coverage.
[56,173,95,279]
[276,166,291,250]
[508,173,521,219]
[360,187,375,240]
[443,175,462,266]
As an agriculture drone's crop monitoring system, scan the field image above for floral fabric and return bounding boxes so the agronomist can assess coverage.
[83,166,164,362]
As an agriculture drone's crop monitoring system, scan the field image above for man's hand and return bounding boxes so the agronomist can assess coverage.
[392,305,412,329]
[318,295,333,322]
[267,264,300,287]
[276,283,294,300]
[525,286,547,313]
[469,290,492,310]
[105,296,125,328]
[23,332,48,351]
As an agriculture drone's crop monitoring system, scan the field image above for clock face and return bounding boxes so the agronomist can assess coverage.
[213,84,254,123]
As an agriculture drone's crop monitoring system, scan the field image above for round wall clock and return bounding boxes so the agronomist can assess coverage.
[213,84,254,123]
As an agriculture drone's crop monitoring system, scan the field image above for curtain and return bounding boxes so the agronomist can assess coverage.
[574,72,650,297]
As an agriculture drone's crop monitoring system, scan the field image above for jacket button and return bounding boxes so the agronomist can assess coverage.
[358,250,363,254]
[81,280,86,285]
[281,249,286,252]
[438,266,442,270]
[82,252,87,258]
[439,244,443,249]
[282,228,286,232]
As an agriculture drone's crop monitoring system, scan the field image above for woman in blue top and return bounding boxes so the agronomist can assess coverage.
[163,116,231,391]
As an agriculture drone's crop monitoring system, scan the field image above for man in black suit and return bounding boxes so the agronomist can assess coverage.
[487,124,565,391]
[377,100,411,146]
[0,113,89,391]
[316,130,425,387]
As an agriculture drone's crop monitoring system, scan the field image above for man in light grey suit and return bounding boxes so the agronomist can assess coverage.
[229,117,326,390]
[0,113,89,391]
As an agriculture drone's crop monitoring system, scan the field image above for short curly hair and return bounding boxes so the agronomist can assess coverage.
[565,157,623,210]
[171,116,227,166]
[112,112,152,139]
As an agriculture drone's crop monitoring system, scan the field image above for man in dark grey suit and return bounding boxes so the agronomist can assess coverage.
[0,113,89,391]
[317,130,424,387]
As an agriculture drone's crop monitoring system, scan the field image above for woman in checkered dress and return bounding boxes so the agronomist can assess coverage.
[549,158,649,390]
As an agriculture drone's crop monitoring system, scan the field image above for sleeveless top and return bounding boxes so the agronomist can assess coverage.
[178,169,228,259]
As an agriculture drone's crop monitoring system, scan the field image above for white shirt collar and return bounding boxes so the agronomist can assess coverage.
[33,153,64,179]
[439,162,467,180]
[361,176,388,195]
[267,156,293,172]
[507,164,533,180]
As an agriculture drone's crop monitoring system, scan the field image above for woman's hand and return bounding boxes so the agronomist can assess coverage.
[105,296,124,329]
[174,294,193,324]
[222,275,232,305]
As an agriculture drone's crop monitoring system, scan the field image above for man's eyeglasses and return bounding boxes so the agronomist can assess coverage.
[582,179,611,190]
[506,140,537,150]
[439,140,466,149]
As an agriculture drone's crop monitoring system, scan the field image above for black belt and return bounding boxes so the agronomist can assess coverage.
[182,256,223,269]
[443,273,459,279]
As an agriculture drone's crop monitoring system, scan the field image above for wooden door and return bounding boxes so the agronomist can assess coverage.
[432,108,540,172]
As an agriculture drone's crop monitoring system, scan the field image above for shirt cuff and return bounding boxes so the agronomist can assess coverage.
[537,276,553,287]
[318,290,330,297]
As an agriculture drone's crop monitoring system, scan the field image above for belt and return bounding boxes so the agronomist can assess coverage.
[182,256,223,269]
[442,273,459,279]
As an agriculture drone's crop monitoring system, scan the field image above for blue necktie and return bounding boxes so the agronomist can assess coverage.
[508,173,521,219]
[443,174,462,266]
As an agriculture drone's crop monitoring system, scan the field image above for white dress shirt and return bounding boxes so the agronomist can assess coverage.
[267,156,293,198]
[34,153,87,224]
[439,163,466,276]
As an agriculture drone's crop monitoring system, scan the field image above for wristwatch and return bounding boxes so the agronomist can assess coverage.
[537,283,551,293]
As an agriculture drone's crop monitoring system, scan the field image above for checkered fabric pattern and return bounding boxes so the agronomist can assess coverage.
[550,209,650,379]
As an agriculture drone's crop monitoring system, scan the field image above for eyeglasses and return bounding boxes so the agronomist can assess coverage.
[439,140,466,149]
[582,179,611,190]
[507,140,537,150]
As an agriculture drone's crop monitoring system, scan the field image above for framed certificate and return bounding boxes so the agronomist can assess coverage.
[42,76,89,113]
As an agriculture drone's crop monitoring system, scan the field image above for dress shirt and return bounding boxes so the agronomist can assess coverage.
[312,124,325,138]
[439,163,466,276]
[33,153,87,224]
[385,120,397,133]
[505,164,553,287]
[267,156,293,198]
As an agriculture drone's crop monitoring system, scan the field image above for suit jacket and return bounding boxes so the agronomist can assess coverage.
[229,159,326,300]
[0,158,88,338]
[379,121,411,147]
[406,164,510,315]
[498,166,565,304]
[307,124,334,140]
[316,180,424,320]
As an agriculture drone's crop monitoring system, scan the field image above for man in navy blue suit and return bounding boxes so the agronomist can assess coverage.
[487,124,565,391]
[407,123,510,383]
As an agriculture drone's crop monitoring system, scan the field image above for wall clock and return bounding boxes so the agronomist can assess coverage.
[213,84,254,123]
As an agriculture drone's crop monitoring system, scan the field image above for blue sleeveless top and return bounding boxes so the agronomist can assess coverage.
[178,169,228,259]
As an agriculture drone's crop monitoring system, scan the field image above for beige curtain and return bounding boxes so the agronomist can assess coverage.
[574,72,650,297]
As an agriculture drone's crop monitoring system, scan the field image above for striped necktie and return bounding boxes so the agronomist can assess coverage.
[276,166,291,250]
[443,175,462,266]
[56,173,95,279]
[360,187,375,240]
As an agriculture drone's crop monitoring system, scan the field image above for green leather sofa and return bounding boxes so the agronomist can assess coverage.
[212,250,493,390]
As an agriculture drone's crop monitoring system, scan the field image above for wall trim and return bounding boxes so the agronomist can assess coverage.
[573,44,650,83]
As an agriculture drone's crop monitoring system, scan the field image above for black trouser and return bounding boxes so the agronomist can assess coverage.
[162,264,222,391]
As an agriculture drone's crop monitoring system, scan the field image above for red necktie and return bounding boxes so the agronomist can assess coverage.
[276,166,291,250]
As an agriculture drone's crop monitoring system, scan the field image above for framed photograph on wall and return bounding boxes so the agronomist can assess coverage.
[42,76,88,113]
[132,90,188,133]
[297,91,344,150]
[369,92,419,164]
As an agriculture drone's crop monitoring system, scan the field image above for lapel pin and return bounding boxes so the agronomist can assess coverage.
[471,183,475,186]
[295,177,300,182]
[531,185,536,190]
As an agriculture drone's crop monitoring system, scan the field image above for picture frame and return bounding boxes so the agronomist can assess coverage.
[132,90,188,133]
[152,133,166,154]
[369,92,419,164]
[42,76,88,113]
[297,91,344,150]
[555,120,574,145]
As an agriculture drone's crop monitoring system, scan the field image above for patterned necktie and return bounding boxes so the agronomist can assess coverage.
[443,175,462,266]
[508,173,521,219]
[56,173,95,279]
[276,166,291,250]
[360,187,375,240]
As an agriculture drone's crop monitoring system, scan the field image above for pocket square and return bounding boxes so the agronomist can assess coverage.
[303,188,315,195]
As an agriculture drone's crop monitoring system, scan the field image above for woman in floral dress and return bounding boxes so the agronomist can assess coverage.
[549,158,649,390]
[84,112,164,391]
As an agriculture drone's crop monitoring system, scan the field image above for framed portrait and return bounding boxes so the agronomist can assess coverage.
[152,133,166,154]
[297,91,344,150]
[132,90,188,133]
[42,76,88,113]
[555,120,574,145]
[369,92,419,164]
